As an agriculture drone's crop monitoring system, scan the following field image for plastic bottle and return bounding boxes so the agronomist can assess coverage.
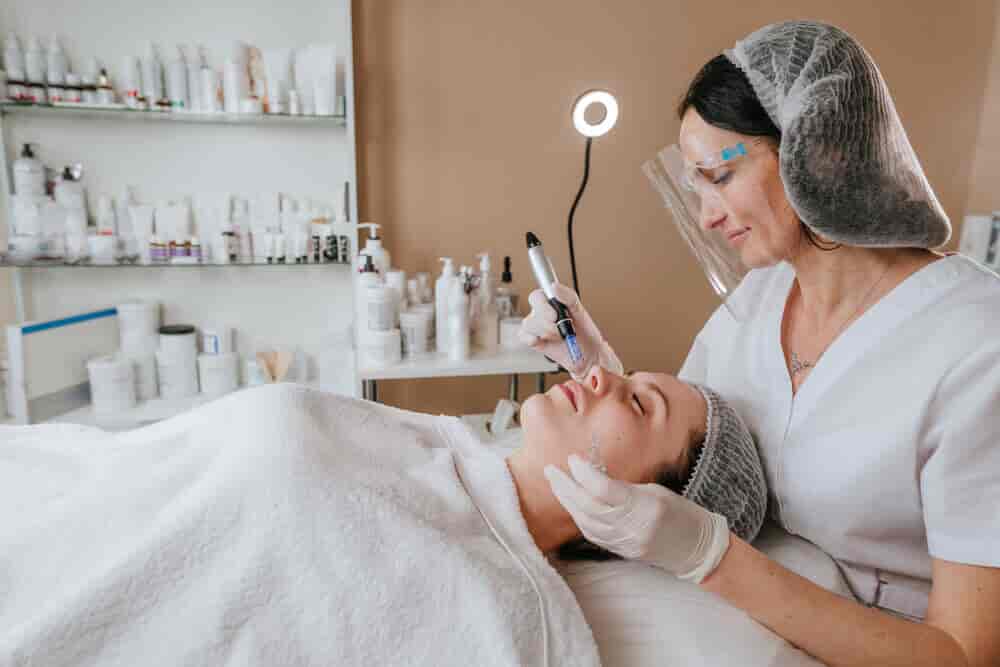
[166,46,188,110]
[23,35,44,84]
[45,35,67,102]
[448,269,470,361]
[54,165,87,235]
[473,252,499,352]
[496,255,520,319]
[185,45,203,113]
[4,33,25,81]
[13,144,45,196]
[435,257,456,355]
[355,254,383,337]
[141,42,164,109]
[357,223,391,276]
[4,33,26,101]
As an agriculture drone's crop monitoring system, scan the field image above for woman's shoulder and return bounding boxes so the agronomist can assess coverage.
[914,255,1000,327]
[697,263,793,335]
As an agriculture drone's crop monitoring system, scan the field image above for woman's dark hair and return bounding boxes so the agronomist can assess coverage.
[557,442,704,562]
[676,54,839,252]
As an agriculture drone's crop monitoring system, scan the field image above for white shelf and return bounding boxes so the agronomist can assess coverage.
[0,258,352,269]
[44,382,327,432]
[358,348,558,381]
[0,101,347,127]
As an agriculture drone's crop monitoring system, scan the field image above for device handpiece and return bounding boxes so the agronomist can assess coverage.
[526,232,586,370]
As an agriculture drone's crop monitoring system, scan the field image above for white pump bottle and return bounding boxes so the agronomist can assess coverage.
[448,267,471,361]
[357,223,391,276]
[473,252,499,352]
[435,257,456,354]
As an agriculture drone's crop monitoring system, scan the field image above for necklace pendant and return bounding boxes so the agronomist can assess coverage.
[790,352,814,377]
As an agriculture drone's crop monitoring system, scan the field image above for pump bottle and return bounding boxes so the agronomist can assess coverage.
[435,257,456,354]
[357,223,391,276]
[473,252,499,353]
[448,268,470,361]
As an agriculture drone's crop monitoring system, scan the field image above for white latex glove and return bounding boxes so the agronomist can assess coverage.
[545,455,731,584]
[518,283,624,377]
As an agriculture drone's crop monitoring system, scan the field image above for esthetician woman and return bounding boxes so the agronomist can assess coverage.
[522,20,1000,667]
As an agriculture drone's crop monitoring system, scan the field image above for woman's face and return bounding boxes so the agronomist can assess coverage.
[519,366,705,484]
[678,109,801,268]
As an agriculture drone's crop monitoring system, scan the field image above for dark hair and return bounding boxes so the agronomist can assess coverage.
[676,55,839,252]
[557,442,704,562]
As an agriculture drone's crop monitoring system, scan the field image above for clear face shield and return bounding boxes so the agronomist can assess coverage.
[641,138,782,321]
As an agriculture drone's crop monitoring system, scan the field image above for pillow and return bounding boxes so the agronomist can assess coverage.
[556,522,853,666]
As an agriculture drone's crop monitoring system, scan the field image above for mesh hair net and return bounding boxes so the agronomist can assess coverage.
[684,385,767,543]
[725,20,950,247]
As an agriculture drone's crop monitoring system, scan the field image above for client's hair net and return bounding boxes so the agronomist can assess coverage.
[684,385,766,543]
[725,20,951,248]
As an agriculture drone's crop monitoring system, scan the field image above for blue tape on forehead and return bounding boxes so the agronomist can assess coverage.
[720,143,747,162]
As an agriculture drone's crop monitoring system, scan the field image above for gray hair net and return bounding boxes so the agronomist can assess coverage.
[684,385,767,543]
[725,20,951,248]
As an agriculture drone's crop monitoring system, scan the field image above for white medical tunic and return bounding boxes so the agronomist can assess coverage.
[678,254,1000,610]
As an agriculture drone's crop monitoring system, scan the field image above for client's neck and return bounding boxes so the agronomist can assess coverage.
[506,449,581,553]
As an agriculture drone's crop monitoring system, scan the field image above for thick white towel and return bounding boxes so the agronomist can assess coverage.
[0,383,599,666]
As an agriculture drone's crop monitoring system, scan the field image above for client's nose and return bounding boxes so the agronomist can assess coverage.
[586,366,612,397]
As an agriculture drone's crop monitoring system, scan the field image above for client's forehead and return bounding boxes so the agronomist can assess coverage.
[626,371,672,391]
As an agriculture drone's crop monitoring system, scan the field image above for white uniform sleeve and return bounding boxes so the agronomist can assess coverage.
[678,334,710,385]
[920,339,1000,567]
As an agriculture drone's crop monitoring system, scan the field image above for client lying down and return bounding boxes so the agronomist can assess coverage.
[0,366,765,666]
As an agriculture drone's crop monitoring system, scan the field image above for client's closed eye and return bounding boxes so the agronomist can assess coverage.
[632,393,645,416]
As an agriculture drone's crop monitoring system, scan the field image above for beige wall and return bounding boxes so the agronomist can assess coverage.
[354,0,997,414]
[967,5,1000,213]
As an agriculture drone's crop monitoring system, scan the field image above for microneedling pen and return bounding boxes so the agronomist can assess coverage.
[526,231,586,370]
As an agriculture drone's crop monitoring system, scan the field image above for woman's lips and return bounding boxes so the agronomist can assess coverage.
[727,228,750,244]
[558,383,578,412]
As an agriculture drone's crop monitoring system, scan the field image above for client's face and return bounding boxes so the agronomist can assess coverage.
[520,367,705,484]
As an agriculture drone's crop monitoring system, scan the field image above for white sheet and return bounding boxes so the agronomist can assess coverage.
[556,522,854,666]
[0,383,600,666]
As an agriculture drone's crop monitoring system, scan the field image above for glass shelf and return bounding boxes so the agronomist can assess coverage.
[0,101,347,127]
[0,257,352,269]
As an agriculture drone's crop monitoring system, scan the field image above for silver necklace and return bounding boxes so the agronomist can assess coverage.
[790,259,894,378]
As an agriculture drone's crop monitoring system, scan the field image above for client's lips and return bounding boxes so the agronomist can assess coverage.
[558,383,578,412]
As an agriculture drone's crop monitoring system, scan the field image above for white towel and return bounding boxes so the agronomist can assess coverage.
[0,384,599,666]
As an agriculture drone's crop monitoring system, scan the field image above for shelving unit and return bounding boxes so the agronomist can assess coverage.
[1,0,361,425]
[0,101,347,127]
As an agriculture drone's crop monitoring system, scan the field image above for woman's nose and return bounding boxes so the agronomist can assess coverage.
[699,193,726,232]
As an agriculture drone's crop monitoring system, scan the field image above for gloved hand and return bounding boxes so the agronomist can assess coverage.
[518,283,624,377]
[544,455,731,584]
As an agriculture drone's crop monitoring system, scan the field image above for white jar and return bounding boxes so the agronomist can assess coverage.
[411,302,436,346]
[400,309,431,357]
[156,348,199,399]
[500,317,526,350]
[360,329,402,367]
[366,285,396,332]
[87,355,137,415]
[198,352,239,396]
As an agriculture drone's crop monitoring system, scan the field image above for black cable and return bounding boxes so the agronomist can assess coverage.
[567,137,592,299]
